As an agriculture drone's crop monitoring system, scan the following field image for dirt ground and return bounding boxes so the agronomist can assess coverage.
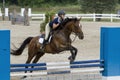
[0,21,120,80]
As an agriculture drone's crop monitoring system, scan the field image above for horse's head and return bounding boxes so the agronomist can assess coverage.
[63,17,84,39]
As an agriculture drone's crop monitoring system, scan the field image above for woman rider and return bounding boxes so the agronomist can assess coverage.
[40,10,66,50]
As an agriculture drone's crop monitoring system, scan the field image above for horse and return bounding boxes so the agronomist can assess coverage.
[11,17,84,77]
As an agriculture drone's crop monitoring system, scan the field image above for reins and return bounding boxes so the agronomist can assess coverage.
[71,33,77,43]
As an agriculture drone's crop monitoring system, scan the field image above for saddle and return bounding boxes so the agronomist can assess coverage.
[39,32,53,44]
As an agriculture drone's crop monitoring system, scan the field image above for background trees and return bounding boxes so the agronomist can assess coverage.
[0,0,120,13]
[80,0,118,13]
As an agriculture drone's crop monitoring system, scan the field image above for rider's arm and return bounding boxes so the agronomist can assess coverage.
[52,23,59,29]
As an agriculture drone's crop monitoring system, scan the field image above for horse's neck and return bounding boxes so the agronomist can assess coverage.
[53,28,71,41]
[62,25,72,38]
[53,23,72,40]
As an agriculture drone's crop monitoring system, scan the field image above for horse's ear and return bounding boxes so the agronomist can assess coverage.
[78,17,82,21]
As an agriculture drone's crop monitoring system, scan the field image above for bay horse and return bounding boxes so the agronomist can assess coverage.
[11,17,84,76]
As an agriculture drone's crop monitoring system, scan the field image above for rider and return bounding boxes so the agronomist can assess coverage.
[40,10,66,50]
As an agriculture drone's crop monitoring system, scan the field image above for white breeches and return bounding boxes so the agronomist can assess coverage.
[45,23,50,40]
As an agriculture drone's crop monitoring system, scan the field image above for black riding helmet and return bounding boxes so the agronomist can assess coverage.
[58,10,65,16]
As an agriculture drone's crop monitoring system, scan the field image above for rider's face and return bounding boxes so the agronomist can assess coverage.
[60,15,65,19]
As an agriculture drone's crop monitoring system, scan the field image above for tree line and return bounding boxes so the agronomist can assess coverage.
[0,0,120,13]
[0,0,77,7]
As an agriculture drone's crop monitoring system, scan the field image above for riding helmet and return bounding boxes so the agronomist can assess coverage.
[58,10,65,16]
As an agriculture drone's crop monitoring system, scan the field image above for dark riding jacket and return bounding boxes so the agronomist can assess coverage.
[49,17,63,30]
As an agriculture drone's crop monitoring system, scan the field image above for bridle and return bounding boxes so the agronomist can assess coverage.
[71,34,77,42]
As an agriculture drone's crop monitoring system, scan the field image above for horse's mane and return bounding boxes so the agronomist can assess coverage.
[53,17,77,31]
[61,17,78,26]
[58,17,78,30]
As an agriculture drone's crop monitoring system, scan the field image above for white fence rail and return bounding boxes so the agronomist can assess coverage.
[1,8,120,22]
[31,13,120,22]
[31,14,45,20]
[0,8,120,22]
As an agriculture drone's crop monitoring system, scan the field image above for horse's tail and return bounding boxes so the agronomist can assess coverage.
[11,37,33,55]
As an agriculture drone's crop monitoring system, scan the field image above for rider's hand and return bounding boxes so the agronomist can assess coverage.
[53,23,59,29]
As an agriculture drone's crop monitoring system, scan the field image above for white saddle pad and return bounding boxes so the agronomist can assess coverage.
[39,38,44,44]
[39,35,52,44]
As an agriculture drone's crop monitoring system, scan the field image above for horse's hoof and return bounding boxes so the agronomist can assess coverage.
[68,56,72,60]
[21,76,27,79]
[68,56,74,63]
[70,59,74,63]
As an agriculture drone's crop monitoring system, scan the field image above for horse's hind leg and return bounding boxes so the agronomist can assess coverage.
[30,52,45,73]
[68,46,78,62]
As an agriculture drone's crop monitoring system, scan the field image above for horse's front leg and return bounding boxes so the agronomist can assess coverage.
[68,46,78,62]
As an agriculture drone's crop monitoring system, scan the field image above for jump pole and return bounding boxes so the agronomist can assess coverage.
[101,27,120,80]
[0,30,10,80]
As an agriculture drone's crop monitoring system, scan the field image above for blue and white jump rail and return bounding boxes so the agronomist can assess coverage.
[10,59,104,76]
[1,27,120,80]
